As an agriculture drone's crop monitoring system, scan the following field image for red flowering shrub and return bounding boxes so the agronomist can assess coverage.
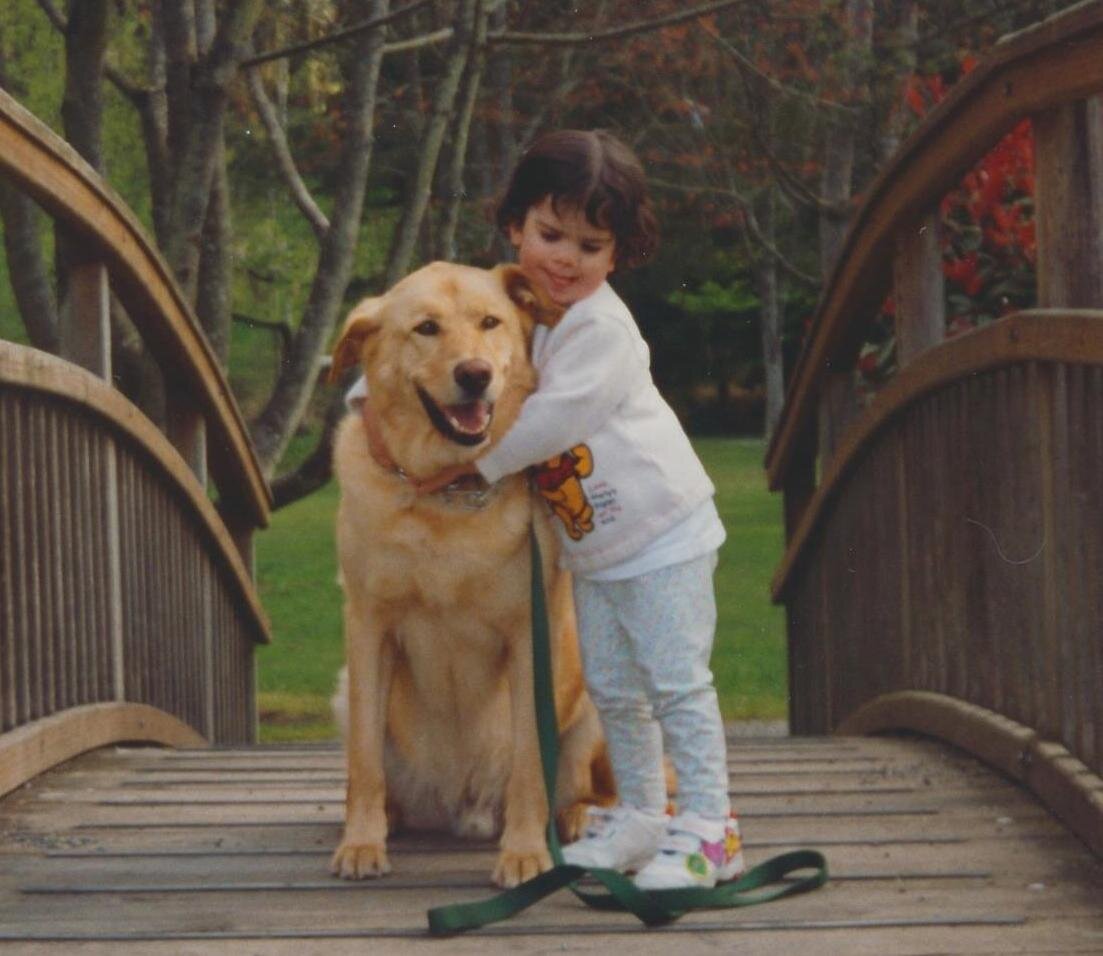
[858,61,1037,390]
[940,116,1036,334]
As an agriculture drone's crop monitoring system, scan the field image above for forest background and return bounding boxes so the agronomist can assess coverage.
[0,0,1075,736]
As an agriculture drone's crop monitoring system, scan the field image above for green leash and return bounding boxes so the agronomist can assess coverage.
[426,532,828,936]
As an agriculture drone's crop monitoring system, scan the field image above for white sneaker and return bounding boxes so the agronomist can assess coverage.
[633,812,745,890]
[560,805,667,872]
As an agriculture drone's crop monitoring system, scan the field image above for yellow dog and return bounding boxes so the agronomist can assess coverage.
[327,262,613,888]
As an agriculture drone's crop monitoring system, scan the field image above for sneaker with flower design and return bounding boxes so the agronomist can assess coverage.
[633,811,745,890]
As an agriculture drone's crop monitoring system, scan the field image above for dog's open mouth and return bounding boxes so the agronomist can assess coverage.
[417,387,493,446]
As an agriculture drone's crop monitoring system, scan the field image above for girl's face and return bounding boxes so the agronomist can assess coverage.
[508,196,616,307]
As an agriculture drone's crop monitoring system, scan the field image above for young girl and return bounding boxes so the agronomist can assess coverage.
[415,129,743,890]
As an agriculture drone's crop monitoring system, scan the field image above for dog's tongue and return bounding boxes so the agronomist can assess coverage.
[444,400,491,435]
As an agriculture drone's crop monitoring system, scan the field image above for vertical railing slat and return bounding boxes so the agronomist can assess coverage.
[892,212,944,367]
[1034,97,1103,308]
[0,394,15,730]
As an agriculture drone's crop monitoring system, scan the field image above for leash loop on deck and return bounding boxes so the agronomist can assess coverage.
[426,530,828,936]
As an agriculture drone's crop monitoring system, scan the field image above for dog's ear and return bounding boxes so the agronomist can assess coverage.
[498,265,565,328]
[329,297,382,383]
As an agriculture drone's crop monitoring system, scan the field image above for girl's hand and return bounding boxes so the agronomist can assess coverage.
[412,463,479,495]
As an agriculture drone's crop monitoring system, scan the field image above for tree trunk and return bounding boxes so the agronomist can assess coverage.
[384,0,478,286]
[56,0,110,306]
[488,1,516,179]
[817,0,872,279]
[437,0,489,261]
[139,1,172,249]
[55,0,165,417]
[0,176,59,352]
[250,0,390,475]
[0,25,58,350]
[877,1,918,164]
[162,0,263,302]
[756,188,784,441]
[196,136,233,366]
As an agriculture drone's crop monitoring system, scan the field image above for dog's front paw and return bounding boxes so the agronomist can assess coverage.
[330,840,392,880]
[492,846,552,888]
[557,800,602,843]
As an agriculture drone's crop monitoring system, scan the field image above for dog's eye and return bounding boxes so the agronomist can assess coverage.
[481,315,501,330]
[414,319,440,336]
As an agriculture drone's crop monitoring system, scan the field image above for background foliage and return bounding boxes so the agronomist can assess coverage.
[0,0,1080,732]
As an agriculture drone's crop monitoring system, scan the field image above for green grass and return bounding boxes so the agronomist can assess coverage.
[254,437,787,742]
[702,438,789,720]
[254,481,343,741]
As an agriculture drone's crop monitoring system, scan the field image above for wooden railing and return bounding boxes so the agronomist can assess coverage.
[766,1,1103,857]
[0,89,271,797]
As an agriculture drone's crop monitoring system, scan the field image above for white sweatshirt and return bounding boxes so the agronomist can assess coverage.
[477,282,725,575]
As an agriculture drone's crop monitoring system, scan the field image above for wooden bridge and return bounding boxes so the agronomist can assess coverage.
[1,3,1102,951]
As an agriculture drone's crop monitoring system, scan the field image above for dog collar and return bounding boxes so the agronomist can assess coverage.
[361,403,503,511]
[387,462,504,511]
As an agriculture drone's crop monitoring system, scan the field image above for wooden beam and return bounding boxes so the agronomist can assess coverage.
[0,342,270,644]
[0,88,270,527]
[838,690,1103,860]
[766,3,1103,490]
[1033,95,1103,307]
[59,261,110,378]
[0,702,207,799]
[892,212,944,366]
[772,309,1103,601]
[164,395,208,486]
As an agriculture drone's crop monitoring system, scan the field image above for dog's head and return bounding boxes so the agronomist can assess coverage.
[331,262,560,473]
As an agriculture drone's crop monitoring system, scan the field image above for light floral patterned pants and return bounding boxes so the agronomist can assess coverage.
[572,553,731,819]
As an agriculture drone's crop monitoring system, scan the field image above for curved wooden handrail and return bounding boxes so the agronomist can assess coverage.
[839,691,1103,859]
[771,309,1103,600]
[765,1,1103,489]
[0,87,270,527]
[0,703,207,800]
[0,342,270,641]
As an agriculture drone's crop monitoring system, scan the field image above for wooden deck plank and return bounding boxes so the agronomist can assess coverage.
[1,734,1100,952]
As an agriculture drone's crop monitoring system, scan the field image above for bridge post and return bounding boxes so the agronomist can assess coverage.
[1033,95,1103,307]
[58,259,126,703]
[59,260,110,378]
[892,211,944,365]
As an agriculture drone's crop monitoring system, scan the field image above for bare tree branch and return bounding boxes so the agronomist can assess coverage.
[34,0,147,102]
[241,0,438,67]
[32,0,65,31]
[720,26,852,219]
[251,0,391,474]
[244,0,755,64]
[383,27,454,54]
[233,310,293,359]
[649,177,820,288]
[489,0,753,46]
[245,64,330,240]
[700,23,855,116]
[384,0,478,286]
[269,383,348,508]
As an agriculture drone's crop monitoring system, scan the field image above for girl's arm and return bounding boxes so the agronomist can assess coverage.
[413,314,641,494]
[475,313,642,483]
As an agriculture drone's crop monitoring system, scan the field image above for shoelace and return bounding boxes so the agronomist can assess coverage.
[656,825,713,856]
[580,807,617,841]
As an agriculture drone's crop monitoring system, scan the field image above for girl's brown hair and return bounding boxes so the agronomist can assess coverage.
[495,129,659,270]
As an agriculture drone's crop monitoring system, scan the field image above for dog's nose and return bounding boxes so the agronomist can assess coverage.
[454,359,492,396]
